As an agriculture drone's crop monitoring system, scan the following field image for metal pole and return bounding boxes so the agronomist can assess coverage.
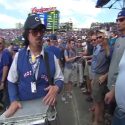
[52,12,55,34]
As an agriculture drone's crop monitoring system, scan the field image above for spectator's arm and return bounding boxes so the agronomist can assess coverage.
[1,66,9,82]
[87,59,92,63]
[0,66,9,90]
[64,49,76,62]
[7,53,19,83]
[65,55,76,62]
[54,55,64,92]
[1,50,12,86]
[105,86,115,104]
[83,55,92,59]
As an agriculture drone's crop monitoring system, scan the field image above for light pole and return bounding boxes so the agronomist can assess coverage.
[51,11,55,33]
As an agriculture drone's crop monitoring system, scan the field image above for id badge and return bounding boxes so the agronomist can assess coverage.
[31,82,37,93]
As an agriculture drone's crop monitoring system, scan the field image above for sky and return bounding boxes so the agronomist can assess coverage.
[0,0,122,29]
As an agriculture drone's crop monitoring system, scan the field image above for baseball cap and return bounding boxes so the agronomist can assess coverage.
[49,34,57,40]
[13,45,19,52]
[24,14,46,30]
[99,29,109,38]
[117,8,125,18]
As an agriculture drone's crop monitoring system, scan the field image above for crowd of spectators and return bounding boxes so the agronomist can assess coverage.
[90,22,117,31]
[0,29,23,42]
[0,21,117,43]
[0,20,121,125]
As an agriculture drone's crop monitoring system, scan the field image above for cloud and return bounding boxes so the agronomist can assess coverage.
[0,13,25,29]
[0,0,13,10]
[0,0,102,28]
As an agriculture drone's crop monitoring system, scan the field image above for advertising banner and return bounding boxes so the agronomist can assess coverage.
[31,7,59,31]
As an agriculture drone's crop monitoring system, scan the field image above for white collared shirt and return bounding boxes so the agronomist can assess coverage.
[7,47,64,83]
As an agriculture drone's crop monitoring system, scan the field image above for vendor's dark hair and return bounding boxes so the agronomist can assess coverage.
[23,29,30,46]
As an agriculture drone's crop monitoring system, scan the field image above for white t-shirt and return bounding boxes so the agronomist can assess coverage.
[82,42,87,51]
[115,49,125,112]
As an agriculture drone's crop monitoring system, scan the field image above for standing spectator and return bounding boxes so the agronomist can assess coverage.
[108,31,118,47]
[45,34,62,60]
[91,31,110,125]
[58,38,66,69]
[112,49,125,125]
[105,8,125,125]
[0,37,12,110]
[108,31,118,58]
[8,43,14,56]
[74,39,84,87]
[12,45,19,59]
[83,35,94,102]
[62,39,79,102]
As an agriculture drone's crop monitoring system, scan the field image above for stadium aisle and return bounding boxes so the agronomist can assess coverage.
[56,87,92,125]
[0,87,92,125]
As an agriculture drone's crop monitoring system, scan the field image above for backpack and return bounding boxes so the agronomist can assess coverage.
[60,49,69,67]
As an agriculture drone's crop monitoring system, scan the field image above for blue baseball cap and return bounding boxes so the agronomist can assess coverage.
[49,34,57,40]
[13,45,19,52]
[24,14,46,30]
[117,8,125,18]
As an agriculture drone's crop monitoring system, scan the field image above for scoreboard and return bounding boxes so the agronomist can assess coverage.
[31,7,59,31]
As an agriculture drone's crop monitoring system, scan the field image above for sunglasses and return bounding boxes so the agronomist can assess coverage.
[29,28,45,36]
[91,39,96,41]
[97,36,103,39]
[116,18,125,22]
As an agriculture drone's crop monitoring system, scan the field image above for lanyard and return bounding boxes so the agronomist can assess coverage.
[32,60,40,82]
[29,54,40,82]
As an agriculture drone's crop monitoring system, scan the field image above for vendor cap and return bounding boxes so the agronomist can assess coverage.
[24,14,46,30]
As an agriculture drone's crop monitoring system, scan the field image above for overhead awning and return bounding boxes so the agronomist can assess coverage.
[95,0,111,8]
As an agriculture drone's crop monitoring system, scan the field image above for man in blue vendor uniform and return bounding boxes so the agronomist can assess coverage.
[4,14,64,117]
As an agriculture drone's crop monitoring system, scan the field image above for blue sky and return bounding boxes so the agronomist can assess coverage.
[0,0,121,29]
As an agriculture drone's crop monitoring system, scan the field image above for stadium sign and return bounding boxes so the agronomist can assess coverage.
[31,7,56,13]
[31,7,59,32]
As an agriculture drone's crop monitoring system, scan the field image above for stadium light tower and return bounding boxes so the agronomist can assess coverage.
[51,11,55,33]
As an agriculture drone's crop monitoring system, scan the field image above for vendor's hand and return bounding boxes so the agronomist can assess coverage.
[43,85,59,106]
[4,101,22,118]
